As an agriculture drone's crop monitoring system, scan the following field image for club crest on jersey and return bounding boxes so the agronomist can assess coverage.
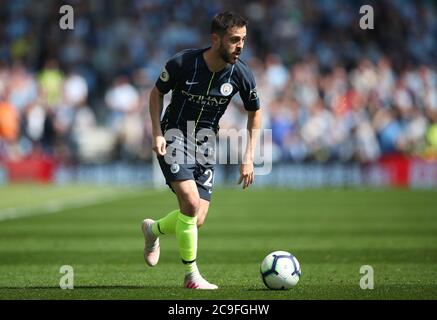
[160,67,169,82]
[170,163,180,174]
[220,83,233,96]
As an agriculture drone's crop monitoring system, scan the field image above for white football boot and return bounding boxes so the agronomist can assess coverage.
[184,272,218,290]
[141,219,160,267]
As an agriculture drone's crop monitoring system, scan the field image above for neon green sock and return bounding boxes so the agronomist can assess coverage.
[175,212,198,264]
[151,209,179,236]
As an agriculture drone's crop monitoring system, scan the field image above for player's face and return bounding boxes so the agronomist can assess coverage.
[217,26,247,64]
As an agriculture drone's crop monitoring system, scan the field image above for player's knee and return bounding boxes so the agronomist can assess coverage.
[180,195,200,216]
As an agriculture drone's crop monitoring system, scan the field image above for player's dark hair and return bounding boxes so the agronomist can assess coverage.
[211,11,247,37]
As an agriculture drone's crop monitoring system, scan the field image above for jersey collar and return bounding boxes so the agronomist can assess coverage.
[200,47,232,74]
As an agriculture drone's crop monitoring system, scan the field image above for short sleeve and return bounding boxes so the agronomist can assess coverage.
[239,68,260,111]
[155,54,183,94]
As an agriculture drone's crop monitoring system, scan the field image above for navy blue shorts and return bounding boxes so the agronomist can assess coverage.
[157,137,215,201]
[157,155,214,201]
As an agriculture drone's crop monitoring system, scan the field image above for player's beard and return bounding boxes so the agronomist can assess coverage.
[218,43,239,64]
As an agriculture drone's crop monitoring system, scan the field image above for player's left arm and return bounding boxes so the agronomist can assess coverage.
[237,66,261,189]
[238,109,262,189]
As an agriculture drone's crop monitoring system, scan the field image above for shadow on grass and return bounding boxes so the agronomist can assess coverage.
[243,287,271,292]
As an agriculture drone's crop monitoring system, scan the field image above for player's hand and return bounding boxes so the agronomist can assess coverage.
[238,162,254,189]
[153,135,167,156]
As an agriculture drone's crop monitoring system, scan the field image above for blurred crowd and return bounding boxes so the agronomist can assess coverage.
[0,0,437,164]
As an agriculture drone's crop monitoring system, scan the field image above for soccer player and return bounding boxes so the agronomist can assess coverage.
[142,11,261,289]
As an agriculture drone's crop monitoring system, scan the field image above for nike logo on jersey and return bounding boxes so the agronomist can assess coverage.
[186,80,199,85]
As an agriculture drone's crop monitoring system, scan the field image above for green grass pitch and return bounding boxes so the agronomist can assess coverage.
[0,184,436,299]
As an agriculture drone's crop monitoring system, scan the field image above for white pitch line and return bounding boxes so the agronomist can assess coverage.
[0,189,149,222]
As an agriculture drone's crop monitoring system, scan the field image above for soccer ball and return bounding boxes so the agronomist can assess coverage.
[260,251,301,290]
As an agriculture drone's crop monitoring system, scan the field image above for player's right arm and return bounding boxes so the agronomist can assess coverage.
[149,86,166,156]
[149,51,184,156]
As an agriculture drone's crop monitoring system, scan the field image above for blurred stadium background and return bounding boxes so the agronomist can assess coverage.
[0,0,436,187]
[0,0,437,300]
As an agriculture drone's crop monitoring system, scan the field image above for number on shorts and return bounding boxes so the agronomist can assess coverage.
[203,169,214,187]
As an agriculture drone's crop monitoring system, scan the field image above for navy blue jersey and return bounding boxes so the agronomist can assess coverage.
[155,48,260,135]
